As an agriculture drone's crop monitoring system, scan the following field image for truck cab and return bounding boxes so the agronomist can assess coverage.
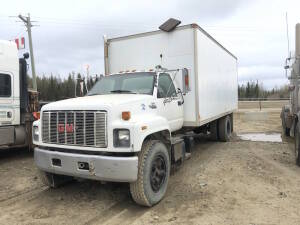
[89,70,184,130]
[0,41,21,128]
[33,69,187,205]
[0,40,38,149]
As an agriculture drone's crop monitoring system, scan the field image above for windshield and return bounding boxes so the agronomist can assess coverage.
[87,72,155,96]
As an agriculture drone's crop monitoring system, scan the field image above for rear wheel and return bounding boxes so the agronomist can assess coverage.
[281,114,290,136]
[294,126,300,166]
[130,140,170,207]
[285,127,291,137]
[209,120,218,141]
[218,115,232,142]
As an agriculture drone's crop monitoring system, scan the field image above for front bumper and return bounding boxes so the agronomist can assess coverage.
[34,147,138,182]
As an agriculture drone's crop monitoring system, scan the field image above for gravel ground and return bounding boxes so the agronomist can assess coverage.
[0,110,300,225]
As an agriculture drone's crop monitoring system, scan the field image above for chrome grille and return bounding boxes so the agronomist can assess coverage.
[42,111,107,148]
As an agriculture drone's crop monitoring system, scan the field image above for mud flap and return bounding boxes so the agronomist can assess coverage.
[39,171,74,188]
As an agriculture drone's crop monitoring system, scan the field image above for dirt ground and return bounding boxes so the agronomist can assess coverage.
[1,108,300,225]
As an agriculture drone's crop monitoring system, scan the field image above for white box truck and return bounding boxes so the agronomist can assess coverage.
[33,23,238,206]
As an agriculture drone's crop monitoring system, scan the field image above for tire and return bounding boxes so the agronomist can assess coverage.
[281,114,290,136]
[285,127,291,136]
[209,120,218,141]
[38,170,73,188]
[218,115,232,142]
[230,113,234,132]
[130,140,170,207]
[294,126,300,166]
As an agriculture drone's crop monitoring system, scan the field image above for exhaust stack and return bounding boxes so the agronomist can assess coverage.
[296,23,300,57]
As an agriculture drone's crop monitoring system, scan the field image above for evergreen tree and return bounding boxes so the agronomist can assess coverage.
[25,74,290,102]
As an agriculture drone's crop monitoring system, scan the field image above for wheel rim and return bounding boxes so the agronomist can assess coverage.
[150,155,167,193]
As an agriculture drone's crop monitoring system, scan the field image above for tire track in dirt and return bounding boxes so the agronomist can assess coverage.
[0,186,47,206]
[84,197,148,225]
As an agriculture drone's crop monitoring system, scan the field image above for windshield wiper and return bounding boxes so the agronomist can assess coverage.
[110,90,137,94]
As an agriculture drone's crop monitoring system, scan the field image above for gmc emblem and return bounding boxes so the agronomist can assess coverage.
[58,124,74,133]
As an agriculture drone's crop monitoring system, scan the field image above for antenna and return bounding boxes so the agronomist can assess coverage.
[285,12,291,78]
[286,12,290,58]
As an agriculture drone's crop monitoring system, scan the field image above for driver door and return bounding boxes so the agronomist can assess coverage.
[156,73,184,131]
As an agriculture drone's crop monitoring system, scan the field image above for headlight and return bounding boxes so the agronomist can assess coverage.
[114,129,130,147]
[33,125,39,142]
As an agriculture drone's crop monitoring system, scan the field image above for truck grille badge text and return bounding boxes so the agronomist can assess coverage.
[58,124,74,133]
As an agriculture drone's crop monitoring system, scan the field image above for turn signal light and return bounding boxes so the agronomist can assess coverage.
[122,111,131,121]
[33,112,40,120]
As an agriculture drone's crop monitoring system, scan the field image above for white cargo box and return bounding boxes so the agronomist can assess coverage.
[105,24,238,127]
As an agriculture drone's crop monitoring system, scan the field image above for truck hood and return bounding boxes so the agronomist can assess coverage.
[42,94,154,111]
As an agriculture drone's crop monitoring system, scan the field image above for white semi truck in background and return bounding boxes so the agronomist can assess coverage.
[33,23,238,206]
[0,40,39,150]
[281,23,300,165]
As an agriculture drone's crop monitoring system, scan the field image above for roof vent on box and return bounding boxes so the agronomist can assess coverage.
[159,18,181,32]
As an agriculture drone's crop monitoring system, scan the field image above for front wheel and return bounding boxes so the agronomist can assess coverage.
[130,140,170,207]
[294,126,300,166]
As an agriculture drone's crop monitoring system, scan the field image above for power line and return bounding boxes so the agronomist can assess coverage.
[32,16,156,27]
[1,15,285,33]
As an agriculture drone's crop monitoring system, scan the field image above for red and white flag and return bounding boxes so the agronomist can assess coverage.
[19,37,25,49]
[14,37,25,50]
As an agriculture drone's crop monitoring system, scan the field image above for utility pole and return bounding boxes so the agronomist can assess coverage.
[18,14,37,91]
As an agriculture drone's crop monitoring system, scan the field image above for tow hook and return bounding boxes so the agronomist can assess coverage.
[89,163,95,175]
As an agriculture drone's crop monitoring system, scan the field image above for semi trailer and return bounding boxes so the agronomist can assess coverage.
[33,23,238,206]
[0,40,39,150]
[281,23,300,165]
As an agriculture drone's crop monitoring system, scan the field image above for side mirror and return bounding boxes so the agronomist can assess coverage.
[23,52,29,59]
[289,85,295,92]
[177,88,184,105]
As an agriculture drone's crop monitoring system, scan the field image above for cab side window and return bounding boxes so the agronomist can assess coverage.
[157,73,177,98]
[0,74,11,97]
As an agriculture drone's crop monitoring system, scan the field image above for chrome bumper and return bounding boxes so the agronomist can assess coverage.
[34,147,138,182]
